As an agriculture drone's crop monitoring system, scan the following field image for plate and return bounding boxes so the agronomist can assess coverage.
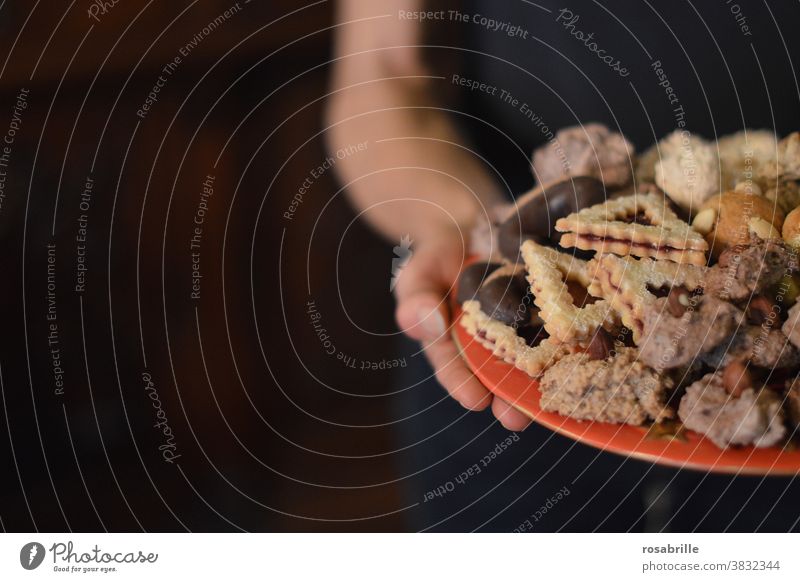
[453,302,800,475]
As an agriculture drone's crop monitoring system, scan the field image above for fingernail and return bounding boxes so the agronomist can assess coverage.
[418,306,445,337]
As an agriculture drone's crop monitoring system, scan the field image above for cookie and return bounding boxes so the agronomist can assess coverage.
[521,240,619,343]
[678,372,786,448]
[654,130,720,213]
[718,129,778,190]
[759,131,800,183]
[785,377,800,428]
[497,177,607,261]
[637,294,744,370]
[634,143,659,185]
[460,300,580,378]
[531,123,635,190]
[766,180,800,218]
[782,302,800,350]
[704,239,795,302]
[538,347,674,425]
[588,253,706,341]
[555,192,708,265]
[700,326,800,370]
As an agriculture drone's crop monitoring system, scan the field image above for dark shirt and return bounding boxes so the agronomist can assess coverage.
[398,1,800,531]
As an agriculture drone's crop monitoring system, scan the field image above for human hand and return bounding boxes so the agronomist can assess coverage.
[394,227,531,431]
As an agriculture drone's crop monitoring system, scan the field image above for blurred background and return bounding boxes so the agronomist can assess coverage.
[0,0,411,531]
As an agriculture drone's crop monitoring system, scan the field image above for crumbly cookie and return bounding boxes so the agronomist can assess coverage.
[782,302,800,350]
[538,347,674,425]
[520,240,619,343]
[531,123,635,190]
[555,192,708,265]
[759,131,800,183]
[634,143,659,185]
[460,301,580,378]
[762,181,800,214]
[704,239,795,302]
[654,130,720,213]
[764,180,800,217]
[718,130,778,190]
[678,373,786,448]
[785,377,800,428]
[700,327,800,370]
[637,294,744,370]
[588,253,706,341]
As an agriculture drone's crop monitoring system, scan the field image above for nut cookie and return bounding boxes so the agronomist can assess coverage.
[704,239,794,302]
[759,131,800,182]
[539,347,674,425]
[654,130,720,213]
[531,123,635,190]
[718,130,778,189]
[637,294,744,370]
[700,327,800,370]
[678,372,786,448]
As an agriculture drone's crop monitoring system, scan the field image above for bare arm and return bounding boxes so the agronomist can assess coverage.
[325,0,529,430]
[325,0,504,242]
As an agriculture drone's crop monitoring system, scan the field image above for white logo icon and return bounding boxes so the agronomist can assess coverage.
[390,235,413,292]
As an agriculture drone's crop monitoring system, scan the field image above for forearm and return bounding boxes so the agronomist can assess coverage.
[325,0,503,243]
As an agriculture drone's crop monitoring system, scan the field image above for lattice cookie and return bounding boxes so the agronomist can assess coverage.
[588,253,706,341]
[460,301,581,378]
[555,192,708,265]
[520,240,619,343]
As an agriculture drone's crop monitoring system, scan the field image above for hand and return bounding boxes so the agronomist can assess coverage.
[394,227,531,431]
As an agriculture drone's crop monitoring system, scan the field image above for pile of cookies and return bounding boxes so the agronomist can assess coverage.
[461,126,800,449]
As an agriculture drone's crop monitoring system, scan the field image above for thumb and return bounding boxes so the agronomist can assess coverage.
[396,284,448,342]
[394,241,462,342]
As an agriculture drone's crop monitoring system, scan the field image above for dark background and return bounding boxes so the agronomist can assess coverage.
[3,0,800,533]
[0,0,407,531]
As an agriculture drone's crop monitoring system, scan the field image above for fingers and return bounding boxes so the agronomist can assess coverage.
[394,235,463,343]
[491,396,531,432]
[393,231,529,431]
[423,334,492,411]
[395,284,448,343]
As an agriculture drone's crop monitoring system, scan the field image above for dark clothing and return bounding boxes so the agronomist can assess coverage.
[395,0,800,531]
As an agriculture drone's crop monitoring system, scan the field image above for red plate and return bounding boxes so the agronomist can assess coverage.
[453,302,800,475]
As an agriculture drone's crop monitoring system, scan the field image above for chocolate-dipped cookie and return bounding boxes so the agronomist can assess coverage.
[455,261,502,304]
[498,176,606,261]
[475,263,533,327]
